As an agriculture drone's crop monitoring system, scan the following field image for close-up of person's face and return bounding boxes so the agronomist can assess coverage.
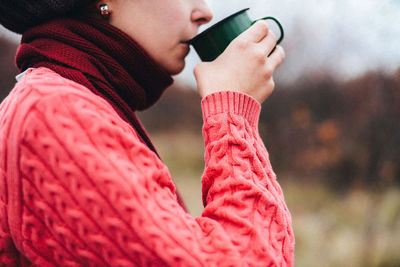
[106,0,213,75]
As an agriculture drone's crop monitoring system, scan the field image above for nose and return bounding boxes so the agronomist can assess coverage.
[191,0,213,26]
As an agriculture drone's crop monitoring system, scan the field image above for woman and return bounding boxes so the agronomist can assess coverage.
[0,0,294,266]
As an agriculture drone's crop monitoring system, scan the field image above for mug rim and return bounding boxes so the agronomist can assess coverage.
[188,8,250,44]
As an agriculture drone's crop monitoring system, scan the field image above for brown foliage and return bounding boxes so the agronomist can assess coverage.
[262,71,400,191]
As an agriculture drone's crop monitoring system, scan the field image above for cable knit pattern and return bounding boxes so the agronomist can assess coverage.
[0,68,294,266]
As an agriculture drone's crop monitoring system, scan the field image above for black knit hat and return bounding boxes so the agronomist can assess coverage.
[0,0,96,34]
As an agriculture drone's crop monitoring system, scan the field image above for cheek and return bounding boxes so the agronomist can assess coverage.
[126,2,189,73]
[146,23,185,61]
[156,6,188,40]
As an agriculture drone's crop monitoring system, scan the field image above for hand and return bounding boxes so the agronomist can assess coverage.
[194,21,285,104]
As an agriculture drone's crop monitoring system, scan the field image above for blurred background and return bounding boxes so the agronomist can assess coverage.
[1,0,399,266]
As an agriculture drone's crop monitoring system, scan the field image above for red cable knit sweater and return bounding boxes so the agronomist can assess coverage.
[0,68,294,266]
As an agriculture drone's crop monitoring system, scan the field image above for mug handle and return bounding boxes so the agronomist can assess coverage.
[252,17,284,44]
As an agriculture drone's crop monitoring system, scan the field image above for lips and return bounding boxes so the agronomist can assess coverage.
[180,40,191,45]
[181,33,198,45]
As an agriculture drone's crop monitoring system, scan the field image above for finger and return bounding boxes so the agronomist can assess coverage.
[267,45,285,69]
[258,29,277,56]
[238,20,269,43]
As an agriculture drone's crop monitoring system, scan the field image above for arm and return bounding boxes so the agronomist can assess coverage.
[200,91,294,266]
[10,85,293,266]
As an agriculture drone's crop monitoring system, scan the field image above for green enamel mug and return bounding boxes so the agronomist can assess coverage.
[188,8,284,62]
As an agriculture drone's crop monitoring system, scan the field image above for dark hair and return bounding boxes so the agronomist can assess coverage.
[0,0,100,34]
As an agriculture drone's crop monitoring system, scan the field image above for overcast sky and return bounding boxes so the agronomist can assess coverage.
[1,0,399,86]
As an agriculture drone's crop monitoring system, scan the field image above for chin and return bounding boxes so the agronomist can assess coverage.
[166,60,186,75]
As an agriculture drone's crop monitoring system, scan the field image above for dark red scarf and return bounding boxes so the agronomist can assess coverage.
[15,16,173,153]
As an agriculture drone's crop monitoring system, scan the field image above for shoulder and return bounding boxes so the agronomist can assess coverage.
[11,67,110,108]
[1,67,120,120]
[0,67,136,144]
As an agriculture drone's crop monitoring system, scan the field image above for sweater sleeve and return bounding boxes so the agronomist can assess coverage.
[9,84,294,266]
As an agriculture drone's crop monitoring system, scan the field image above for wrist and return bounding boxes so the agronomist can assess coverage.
[201,91,261,127]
